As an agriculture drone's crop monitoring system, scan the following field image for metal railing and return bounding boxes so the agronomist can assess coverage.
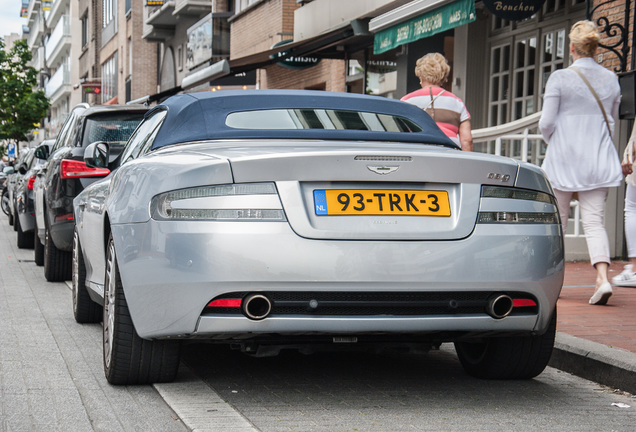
[45,64,70,99]
[45,15,70,65]
[472,111,582,237]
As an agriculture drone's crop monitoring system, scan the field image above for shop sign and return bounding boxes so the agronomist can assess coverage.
[271,40,321,70]
[367,60,397,74]
[482,0,546,21]
[81,82,101,94]
[20,0,28,18]
[42,0,51,11]
[373,0,475,55]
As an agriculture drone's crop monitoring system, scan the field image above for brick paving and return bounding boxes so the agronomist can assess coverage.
[559,261,636,354]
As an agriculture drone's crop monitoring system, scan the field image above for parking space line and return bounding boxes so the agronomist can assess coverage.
[154,366,259,432]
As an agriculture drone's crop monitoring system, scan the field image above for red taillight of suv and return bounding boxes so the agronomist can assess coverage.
[27,175,36,190]
[60,159,110,179]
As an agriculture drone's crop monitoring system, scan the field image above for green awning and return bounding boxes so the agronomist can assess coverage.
[373,0,476,54]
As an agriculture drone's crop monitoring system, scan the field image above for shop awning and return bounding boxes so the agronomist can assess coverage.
[228,19,373,74]
[370,0,476,54]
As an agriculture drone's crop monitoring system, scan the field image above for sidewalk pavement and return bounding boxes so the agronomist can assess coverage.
[550,261,636,394]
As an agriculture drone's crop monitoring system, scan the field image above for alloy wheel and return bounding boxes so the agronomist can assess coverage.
[103,240,117,370]
[71,230,79,316]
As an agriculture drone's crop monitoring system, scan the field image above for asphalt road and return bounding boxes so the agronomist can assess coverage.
[1,218,635,431]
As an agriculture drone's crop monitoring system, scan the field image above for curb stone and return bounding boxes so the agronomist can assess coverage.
[549,332,636,394]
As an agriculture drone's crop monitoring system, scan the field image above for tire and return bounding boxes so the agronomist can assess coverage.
[13,209,18,231]
[454,310,557,380]
[72,227,102,323]
[34,219,44,266]
[103,234,180,385]
[1,190,10,216]
[43,224,72,282]
[16,216,34,249]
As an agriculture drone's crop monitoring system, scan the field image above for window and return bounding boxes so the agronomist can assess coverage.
[120,111,168,164]
[128,37,132,76]
[103,0,115,28]
[81,14,89,48]
[489,44,511,126]
[101,54,118,103]
[512,36,537,120]
[225,109,423,132]
[53,107,87,151]
[539,29,566,109]
[82,112,147,149]
[487,28,567,126]
[234,0,260,14]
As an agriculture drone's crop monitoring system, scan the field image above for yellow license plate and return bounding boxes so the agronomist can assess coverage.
[313,189,451,216]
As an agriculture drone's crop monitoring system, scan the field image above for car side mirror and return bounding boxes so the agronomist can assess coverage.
[34,144,50,160]
[84,141,110,169]
[3,166,15,175]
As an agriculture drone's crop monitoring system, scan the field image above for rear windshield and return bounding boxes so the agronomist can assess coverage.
[225,109,423,133]
[82,112,146,148]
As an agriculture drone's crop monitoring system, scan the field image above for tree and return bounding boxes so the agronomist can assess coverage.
[0,38,50,155]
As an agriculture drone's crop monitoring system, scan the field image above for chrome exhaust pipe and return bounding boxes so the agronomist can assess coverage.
[486,294,514,319]
[243,294,272,320]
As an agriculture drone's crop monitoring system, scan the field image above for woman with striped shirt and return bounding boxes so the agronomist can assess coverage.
[401,53,473,152]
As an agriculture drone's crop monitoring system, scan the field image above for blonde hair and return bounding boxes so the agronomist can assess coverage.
[414,53,450,87]
[569,20,600,58]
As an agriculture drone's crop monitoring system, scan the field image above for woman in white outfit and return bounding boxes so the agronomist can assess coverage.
[539,20,623,305]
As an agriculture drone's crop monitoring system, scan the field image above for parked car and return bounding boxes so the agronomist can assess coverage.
[2,167,12,217]
[13,139,56,249]
[73,90,563,385]
[34,104,147,281]
[6,148,35,231]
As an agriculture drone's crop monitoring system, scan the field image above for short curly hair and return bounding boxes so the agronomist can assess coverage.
[414,53,450,87]
[569,20,600,58]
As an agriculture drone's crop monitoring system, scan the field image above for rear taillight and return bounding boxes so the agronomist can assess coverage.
[27,175,36,190]
[60,159,110,179]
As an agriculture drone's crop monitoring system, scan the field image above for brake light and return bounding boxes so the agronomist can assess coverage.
[60,159,110,179]
[207,299,242,308]
[512,298,537,308]
[27,175,36,190]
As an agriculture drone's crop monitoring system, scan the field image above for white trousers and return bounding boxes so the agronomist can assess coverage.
[624,183,636,258]
[554,188,610,266]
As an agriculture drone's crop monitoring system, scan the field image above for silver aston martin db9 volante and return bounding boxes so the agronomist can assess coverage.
[72,90,563,385]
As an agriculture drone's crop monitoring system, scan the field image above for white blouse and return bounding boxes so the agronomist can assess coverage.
[539,57,622,192]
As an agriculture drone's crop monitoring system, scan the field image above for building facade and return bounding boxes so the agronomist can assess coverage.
[100,0,158,104]
[44,0,82,136]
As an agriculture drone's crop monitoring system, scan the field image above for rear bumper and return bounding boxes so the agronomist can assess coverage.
[111,220,564,340]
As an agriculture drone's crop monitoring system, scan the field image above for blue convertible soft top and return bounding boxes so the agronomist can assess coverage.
[149,89,458,150]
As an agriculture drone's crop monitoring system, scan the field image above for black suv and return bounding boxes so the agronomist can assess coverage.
[34,104,147,281]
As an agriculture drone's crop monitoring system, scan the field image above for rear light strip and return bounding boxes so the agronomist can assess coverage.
[207,299,242,308]
[512,298,537,308]
[60,159,110,179]
[54,213,75,223]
